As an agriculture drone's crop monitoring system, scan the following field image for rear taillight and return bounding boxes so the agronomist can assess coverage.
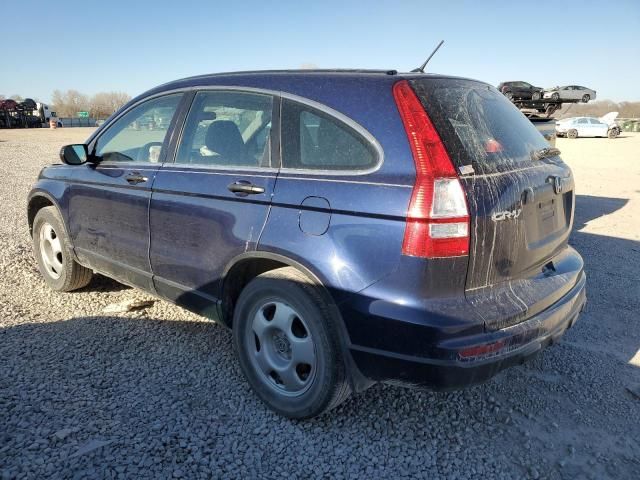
[393,80,469,258]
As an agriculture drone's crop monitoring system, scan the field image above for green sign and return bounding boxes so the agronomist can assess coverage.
[77,111,89,118]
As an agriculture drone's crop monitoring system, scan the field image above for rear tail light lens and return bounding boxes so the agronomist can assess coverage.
[393,80,470,258]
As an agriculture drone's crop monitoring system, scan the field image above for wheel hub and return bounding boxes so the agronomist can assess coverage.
[272,332,292,359]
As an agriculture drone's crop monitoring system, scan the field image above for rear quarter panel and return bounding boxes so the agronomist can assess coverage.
[259,176,412,301]
[257,76,416,300]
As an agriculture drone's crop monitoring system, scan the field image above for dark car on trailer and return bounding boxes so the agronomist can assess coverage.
[498,80,544,100]
[27,70,586,418]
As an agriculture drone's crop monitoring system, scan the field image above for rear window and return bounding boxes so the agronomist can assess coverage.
[411,78,549,175]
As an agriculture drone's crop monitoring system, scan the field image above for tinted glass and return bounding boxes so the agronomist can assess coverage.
[175,91,273,168]
[281,99,376,170]
[411,79,549,175]
[577,118,588,124]
[95,94,182,163]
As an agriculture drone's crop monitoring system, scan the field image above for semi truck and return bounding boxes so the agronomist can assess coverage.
[0,99,56,128]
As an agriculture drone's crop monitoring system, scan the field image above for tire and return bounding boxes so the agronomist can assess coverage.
[504,91,514,101]
[608,128,619,139]
[32,206,93,292]
[567,129,578,139]
[582,94,590,103]
[233,267,351,419]
[551,92,560,101]
[532,91,541,100]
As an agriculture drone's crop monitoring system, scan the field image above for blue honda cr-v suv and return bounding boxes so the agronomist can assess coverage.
[27,70,586,418]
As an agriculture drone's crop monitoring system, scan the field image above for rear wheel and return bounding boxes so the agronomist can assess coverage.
[32,206,93,291]
[608,128,619,139]
[582,94,590,103]
[551,92,560,101]
[567,129,578,139]
[233,267,351,419]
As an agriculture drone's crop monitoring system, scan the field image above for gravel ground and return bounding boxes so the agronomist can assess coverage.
[1,128,639,479]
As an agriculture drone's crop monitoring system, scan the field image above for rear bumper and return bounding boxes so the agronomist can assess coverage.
[348,271,586,390]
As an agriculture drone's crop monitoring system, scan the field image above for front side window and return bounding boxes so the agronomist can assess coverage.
[95,94,182,163]
[577,118,588,124]
[175,91,273,168]
[281,99,377,171]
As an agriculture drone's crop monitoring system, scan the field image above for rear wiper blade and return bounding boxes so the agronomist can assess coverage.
[531,147,561,161]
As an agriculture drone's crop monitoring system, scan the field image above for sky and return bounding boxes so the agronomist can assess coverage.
[1,0,638,103]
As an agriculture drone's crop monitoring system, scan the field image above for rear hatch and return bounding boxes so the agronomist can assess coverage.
[411,78,579,330]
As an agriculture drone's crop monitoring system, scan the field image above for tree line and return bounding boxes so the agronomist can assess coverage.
[50,90,131,119]
[555,100,640,119]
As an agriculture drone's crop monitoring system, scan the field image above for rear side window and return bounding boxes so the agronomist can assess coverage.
[281,99,377,171]
[411,79,549,175]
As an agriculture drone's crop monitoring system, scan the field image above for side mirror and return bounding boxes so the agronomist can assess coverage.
[60,144,88,165]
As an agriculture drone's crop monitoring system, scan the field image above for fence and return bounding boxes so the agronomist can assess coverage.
[618,118,640,132]
[57,117,101,127]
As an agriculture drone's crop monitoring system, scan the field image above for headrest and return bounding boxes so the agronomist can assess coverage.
[205,120,245,158]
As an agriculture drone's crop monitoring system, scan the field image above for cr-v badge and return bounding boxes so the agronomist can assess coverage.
[492,208,522,222]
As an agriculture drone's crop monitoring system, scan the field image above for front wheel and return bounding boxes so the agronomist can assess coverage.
[532,91,541,100]
[608,128,619,139]
[233,267,351,419]
[32,206,93,291]
[551,92,560,101]
[582,94,590,103]
[567,129,578,139]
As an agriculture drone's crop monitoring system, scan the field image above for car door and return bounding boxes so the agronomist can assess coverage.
[519,82,532,98]
[575,118,590,136]
[69,93,184,290]
[148,89,277,318]
[589,118,608,137]
[569,86,581,100]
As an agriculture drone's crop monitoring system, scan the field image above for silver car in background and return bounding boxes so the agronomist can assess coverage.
[543,85,596,103]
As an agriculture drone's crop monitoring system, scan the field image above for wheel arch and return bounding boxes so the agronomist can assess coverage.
[221,251,374,392]
[27,191,79,260]
[220,251,329,329]
[27,191,60,237]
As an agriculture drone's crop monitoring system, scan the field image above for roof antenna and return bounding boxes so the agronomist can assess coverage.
[411,40,444,73]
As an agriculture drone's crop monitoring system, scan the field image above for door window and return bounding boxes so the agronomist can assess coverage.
[175,91,273,168]
[94,94,182,163]
[281,99,377,171]
[577,118,589,124]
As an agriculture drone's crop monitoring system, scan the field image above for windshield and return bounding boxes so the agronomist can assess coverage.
[410,78,550,175]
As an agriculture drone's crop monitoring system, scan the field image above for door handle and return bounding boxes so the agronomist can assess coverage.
[227,181,265,195]
[125,172,148,185]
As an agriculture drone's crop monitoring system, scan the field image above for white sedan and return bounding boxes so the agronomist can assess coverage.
[556,116,619,139]
[544,85,596,103]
